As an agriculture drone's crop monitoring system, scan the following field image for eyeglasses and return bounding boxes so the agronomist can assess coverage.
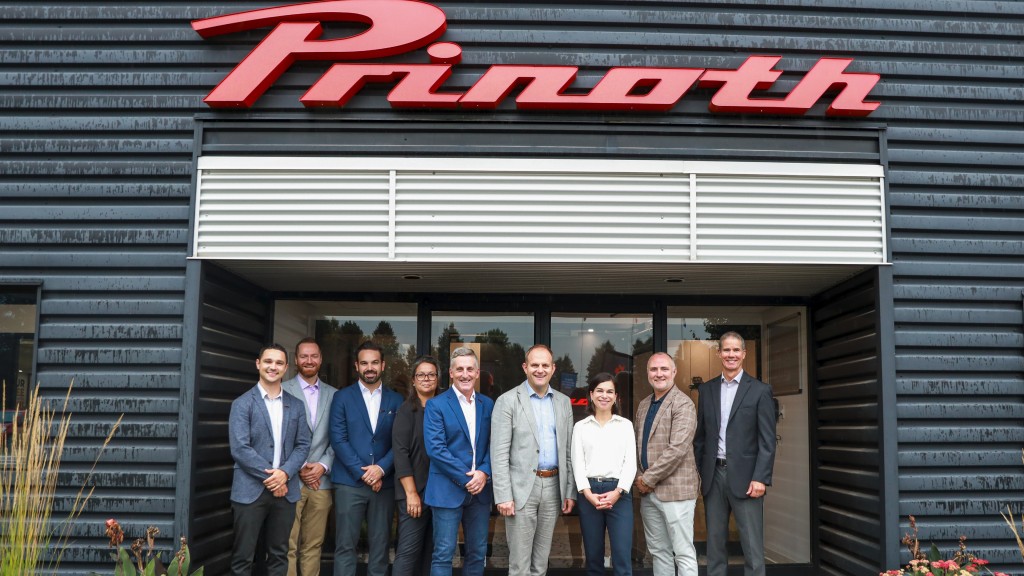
[414,373,438,381]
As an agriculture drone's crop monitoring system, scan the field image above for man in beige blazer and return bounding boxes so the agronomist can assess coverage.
[634,352,699,576]
[491,344,576,576]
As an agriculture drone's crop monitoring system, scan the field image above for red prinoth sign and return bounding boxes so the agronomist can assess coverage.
[193,0,880,116]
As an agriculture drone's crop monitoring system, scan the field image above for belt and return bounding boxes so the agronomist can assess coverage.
[588,477,618,483]
[716,458,728,468]
[536,468,559,478]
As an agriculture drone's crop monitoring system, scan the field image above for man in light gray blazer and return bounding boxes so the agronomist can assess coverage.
[491,344,576,576]
[229,344,311,576]
[282,337,337,576]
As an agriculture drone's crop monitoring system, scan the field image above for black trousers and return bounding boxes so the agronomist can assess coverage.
[231,490,297,576]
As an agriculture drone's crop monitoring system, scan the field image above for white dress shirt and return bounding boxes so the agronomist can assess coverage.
[456,388,477,471]
[359,380,382,433]
[258,382,285,469]
[717,369,744,459]
[571,414,637,494]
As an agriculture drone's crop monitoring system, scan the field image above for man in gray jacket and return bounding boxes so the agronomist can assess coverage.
[229,344,311,576]
[491,344,576,576]
[282,338,337,576]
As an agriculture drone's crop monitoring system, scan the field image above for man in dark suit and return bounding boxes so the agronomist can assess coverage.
[229,344,311,576]
[329,340,403,576]
[693,331,777,576]
[282,337,336,576]
[423,346,494,576]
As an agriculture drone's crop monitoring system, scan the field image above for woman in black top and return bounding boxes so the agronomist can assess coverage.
[392,355,441,576]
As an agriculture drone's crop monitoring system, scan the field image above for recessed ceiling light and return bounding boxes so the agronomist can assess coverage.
[402,274,422,280]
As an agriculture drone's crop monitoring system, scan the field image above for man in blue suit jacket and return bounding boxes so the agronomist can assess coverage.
[229,344,311,576]
[329,341,403,576]
[424,346,494,576]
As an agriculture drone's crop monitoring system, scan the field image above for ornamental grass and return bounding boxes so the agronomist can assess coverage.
[0,380,121,573]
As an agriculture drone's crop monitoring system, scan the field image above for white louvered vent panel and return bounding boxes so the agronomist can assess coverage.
[694,175,885,263]
[394,172,690,261]
[195,169,392,259]
[194,158,886,265]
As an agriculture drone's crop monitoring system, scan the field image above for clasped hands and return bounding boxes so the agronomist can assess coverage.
[263,468,288,497]
[584,488,621,510]
[634,475,653,495]
[464,470,488,496]
[360,464,386,492]
[299,462,326,490]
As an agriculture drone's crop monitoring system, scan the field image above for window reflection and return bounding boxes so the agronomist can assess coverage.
[274,301,418,393]
[430,313,533,400]
[1,287,36,438]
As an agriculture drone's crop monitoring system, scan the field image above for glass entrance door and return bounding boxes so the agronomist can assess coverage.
[547,313,654,569]
[272,299,810,572]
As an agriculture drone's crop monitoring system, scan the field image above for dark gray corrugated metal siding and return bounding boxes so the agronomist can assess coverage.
[186,263,272,575]
[811,269,890,576]
[1,1,1022,573]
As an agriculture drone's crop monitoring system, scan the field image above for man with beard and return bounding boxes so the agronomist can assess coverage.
[634,352,699,576]
[282,337,337,576]
[329,341,403,576]
[491,344,576,576]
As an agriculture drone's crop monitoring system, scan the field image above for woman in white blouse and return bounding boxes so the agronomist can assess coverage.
[571,372,638,576]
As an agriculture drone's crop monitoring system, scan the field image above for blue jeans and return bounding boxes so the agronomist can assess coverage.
[430,493,489,576]
[577,479,633,576]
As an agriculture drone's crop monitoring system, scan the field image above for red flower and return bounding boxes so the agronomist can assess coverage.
[104,518,124,547]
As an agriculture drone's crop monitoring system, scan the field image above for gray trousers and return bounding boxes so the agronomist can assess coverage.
[704,465,765,576]
[505,474,560,576]
[333,483,395,576]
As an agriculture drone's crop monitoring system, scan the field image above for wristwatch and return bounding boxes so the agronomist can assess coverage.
[619,488,627,496]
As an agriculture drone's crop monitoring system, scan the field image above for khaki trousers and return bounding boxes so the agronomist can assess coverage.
[287,485,333,576]
[505,474,561,576]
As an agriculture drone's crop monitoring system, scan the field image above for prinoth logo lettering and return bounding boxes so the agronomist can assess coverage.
[192,0,881,116]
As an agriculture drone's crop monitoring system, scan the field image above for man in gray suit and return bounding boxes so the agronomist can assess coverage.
[229,344,311,576]
[491,344,576,576]
[283,338,337,576]
[693,332,777,576]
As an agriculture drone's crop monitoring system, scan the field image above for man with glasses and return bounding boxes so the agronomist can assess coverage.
[423,347,494,576]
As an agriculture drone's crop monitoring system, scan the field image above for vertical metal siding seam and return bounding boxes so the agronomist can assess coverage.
[876,266,901,570]
[878,177,888,262]
[389,169,397,259]
[689,172,698,261]
[192,168,204,258]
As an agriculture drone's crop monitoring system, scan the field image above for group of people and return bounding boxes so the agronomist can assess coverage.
[227,331,777,576]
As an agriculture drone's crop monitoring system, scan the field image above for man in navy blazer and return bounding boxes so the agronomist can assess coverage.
[229,344,311,576]
[329,341,403,576]
[423,346,494,576]
[693,331,777,576]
